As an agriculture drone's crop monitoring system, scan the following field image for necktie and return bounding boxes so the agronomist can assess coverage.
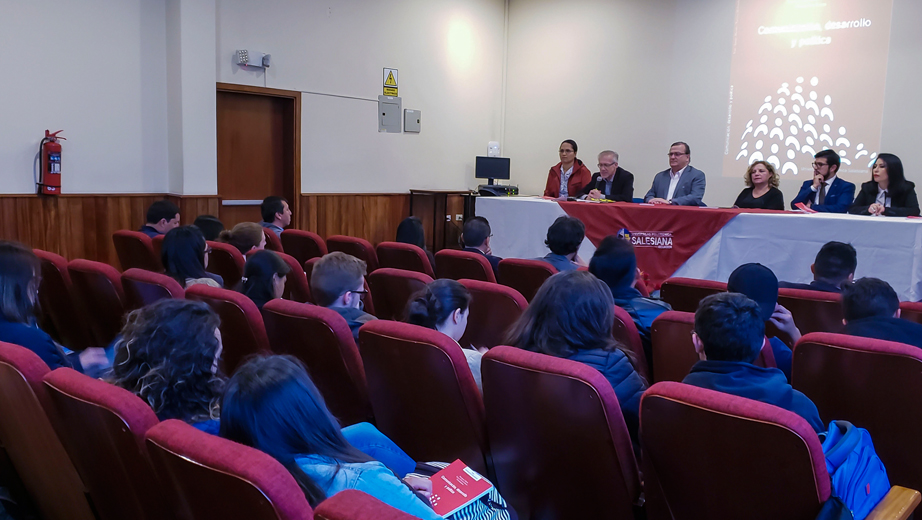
[818,183,826,205]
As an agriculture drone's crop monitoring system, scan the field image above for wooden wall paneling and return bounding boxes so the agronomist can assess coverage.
[298,194,409,246]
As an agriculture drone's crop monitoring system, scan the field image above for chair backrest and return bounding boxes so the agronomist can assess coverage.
[898,301,922,325]
[206,240,245,288]
[314,489,420,520]
[457,279,526,350]
[366,268,433,321]
[777,287,844,334]
[497,258,557,303]
[0,343,95,520]
[659,277,727,313]
[112,230,162,272]
[185,284,271,375]
[792,332,922,493]
[281,229,328,266]
[67,258,126,347]
[641,381,830,520]
[145,420,313,520]
[276,251,312,303]
[263,227,284,252]
[121,268,185,311]
[358,320,489,475]
[42,368,167,520]
[481,346,640,519]
[151,235,164,267]
[262,300,373,426]
[32,249,94,350]
[376,242,435,277]
[327,235,379,272]
[613,305,649,382]
[435,249,496,283]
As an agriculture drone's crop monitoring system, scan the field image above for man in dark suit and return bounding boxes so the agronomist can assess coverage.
[578,150,633,202]
[778,241,856,293]
[461,216,501,277]
[842,277,922,349]
[139,200,181,238]
[790,149,856,212]
[644,142,706,206]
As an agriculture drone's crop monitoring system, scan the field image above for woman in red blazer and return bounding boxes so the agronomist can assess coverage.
[544,139,592,198]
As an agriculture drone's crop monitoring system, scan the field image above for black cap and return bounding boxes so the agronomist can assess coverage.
[727,263,778,322]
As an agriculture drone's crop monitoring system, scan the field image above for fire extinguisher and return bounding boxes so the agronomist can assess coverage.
[37,130,65,195]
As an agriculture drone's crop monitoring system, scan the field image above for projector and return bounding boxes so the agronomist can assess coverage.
[478,184,519,197]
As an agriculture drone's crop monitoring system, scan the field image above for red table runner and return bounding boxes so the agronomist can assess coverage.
[558,202,744,289]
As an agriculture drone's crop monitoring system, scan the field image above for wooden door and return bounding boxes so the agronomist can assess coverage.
[216,84,300,228]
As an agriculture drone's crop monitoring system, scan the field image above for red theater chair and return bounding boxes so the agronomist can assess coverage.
[281,229,327,266]
[898,301,922,325]
[263,227,284,252]
[33,249,94,351]
[376,242,435,277]
[67,259,127,347]
[458,279,526,350]
[275,251,311,303]
[314,489,423,520]
[185,285,271,375]
[436,249,496,283]
[613,305,649,382]
[497,258,557,303]
[262,300,373,426]
[366,268,432,321]
[481,347,641,520]
[152,235,164,267]
[145,420,313,520]
[206,240,245,288]
[777,287,844,335]
[359,321,489,476]
[327,235,379,272]
[121,268,185,311]
[112,230,161,272]
[659,277,726,313]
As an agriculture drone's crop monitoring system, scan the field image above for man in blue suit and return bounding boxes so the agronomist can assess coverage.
[645,142,706,206]
[790,149,855,212]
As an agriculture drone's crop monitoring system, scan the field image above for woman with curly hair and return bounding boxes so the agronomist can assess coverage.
[733,161,784,210]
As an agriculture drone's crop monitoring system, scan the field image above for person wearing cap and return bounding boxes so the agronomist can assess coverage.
[726,262,802,381]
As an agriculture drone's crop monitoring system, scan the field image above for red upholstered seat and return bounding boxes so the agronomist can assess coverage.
[32,249,94,350]
[376,242,435,277]
[206,240,245,288]
[641,381,830,520]
[435,249,496,283]
[327,235,379,272]
[497,258,557,303]
[458,279,526,350]
[314,489,420,519]
[366,268,432,321]
[263,227,284,252]
[121,268,185,311]
[613,305,649,382]
[659,277,727,313]
[899,301,922,325]
[67,258,127,347]
[42,368,168,520]
[0,343,95,520]
[151,235,164,267]
[185,284,270,375]
[262,300,373,426]
[275,251,311,303]
[777,288,844,334]
[281,229,327,266]
[112,230,162,272]
[145,420,313,520]
[358,321,489,475]
[481,346,640,519]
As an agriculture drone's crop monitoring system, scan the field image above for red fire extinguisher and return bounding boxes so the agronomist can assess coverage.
[37,130,65,195]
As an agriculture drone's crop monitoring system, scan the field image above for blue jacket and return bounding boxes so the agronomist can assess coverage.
[138,225,160,238]
[790,177,856,213]
[845,316,922,350]
[463,247,501,278]
[614,290,671,364]
[683,360,824,433]
[331,307,377,342]
[536,253,577,272]
[0,316,73,370]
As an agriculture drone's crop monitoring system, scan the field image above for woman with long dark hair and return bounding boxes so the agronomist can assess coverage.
[849,153,920,216]
[161,226,224,288]
[395,216,436,268]
[241,250,290,310]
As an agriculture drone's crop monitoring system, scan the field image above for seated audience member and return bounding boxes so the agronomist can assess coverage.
[727,263,802,381]
[139,200,181,238]
[684,293,824,433]
[395,216,436,268]
[644,142,706,206]
[260,196,291,236]
[579,150,634,202]
[535,215,585,272]
[161,226,223,288]
[310,252,376,341]
[193,214,225,241]
[216,222,266,255]
[588,235,670,363]
[405,279,485,392]
[461,216,501,276]
[778,241,856,293]
[790,149,855,213]
[504,270,647,448]
[544,139,592,199]
[241,250,290,310]
[842,277,922,349]
[848,153,920,217]
[733,161,784,210]
[220,355,443,517]
[0,241,107,372]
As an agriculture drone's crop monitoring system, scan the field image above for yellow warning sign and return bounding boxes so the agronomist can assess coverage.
[383,68,398,97]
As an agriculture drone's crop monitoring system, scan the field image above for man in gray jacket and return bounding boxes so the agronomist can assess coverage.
[644,141,706,206]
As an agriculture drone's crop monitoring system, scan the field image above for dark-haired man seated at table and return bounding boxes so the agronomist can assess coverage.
[579,150,634,202]
[644,142,706,206]
[790,149,855,213]
[461,216,501,277]
[842,277,922,350]
[683,292,825,433]
[778,241,856,293]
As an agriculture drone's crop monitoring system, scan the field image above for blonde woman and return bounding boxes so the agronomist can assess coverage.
[733,161,784,210]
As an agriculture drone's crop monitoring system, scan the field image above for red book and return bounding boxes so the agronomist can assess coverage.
[428,460,494,517]
[795,202,818,213]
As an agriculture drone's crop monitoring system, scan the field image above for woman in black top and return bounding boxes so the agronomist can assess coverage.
[733,161,785,210]
[848,153,920,217]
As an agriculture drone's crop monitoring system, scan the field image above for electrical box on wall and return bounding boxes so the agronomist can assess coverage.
[236,49,271,68]
[404,109,420,133]
[378,95,402,133]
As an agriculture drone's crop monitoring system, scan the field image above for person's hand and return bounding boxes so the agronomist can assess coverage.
[812,172,824,190]
[483,244,493,255]
[78,347,109,371]
[588,189,602,200]
[868,203,884,216]
[769,303,802,344]
[648,197,670,205]
[403,476,432,499]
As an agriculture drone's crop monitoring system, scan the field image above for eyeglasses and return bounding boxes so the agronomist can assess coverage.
[812,162,828,168]
[667,152,688,157]
[598,162,616,168]
[350,289,368,299]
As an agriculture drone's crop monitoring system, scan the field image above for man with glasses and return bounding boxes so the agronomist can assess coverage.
[309,252,376,341]
[790,149,855,212]
[579,150,634,202]
[461,216,502,277]
[644,142,706,206]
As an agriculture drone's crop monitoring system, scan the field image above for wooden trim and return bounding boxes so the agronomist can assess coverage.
[216,82,301,99]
